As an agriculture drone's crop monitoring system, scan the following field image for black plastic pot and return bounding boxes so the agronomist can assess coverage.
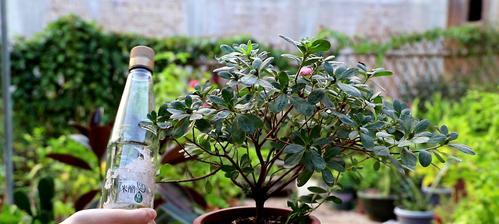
[332,189,356,210]
[394,207,434,224]
[422,187,452,206]
[357,191,396,222]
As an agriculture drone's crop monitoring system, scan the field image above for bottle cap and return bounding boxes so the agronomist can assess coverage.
[129,46,155,71]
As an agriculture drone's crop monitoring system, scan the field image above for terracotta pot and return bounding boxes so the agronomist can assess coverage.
[357,191,396,222]
[394,207,434,224]
[193,206,321,224]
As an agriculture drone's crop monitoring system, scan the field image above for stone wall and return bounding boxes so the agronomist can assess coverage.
[9,0,452,45]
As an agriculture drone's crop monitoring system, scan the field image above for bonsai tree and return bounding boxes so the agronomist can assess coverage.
[144,37,474,224]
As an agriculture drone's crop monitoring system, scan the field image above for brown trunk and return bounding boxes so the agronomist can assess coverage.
[255,197,265,224]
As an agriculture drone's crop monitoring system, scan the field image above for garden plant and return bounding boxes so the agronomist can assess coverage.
[145,36,474,224]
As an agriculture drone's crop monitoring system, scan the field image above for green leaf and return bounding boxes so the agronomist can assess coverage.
[448,143,475,155]
[309,39,331,53]
[297,169,314,187]
[401,148,417,169]
[325,195,342,204]
[270,94,289,113]
[259,57,273,71]
[284,151,305,168]
[171,118,191,138]
[252,57,262,70]
[412,136,430,144]
[209,96,226,106]
[373,161,381,170]
[419,150,432,167]
[372,146,390,156]
[337,83,362,97]
[240,75,258,86]
[308,89,325,104]
[434,151,446,163]
[327,159,345,172]
[308,186,327,194]
[321,169,334,185]
[440,125,449,135]
[291,96,315,117]
[234,114,263,133]
[429,133,447,144]
[393,100,405,114]
[414,119,430,133]
[277,72,289,90]
[323,62,334,74]
[360,133,375,148]
[279,35,298,47]
[372,68,393,77]
[335,113,357,127]
[221,87,234,104]
[195,119,211,133]
[284,144,305,154]
[304,150,326,171]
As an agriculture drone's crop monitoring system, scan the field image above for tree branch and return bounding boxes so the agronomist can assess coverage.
[158,167,221,183]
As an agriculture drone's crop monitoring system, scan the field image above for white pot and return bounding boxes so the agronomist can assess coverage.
[394,207,434,224]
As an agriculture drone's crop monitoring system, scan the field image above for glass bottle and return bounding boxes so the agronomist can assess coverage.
[100,46,156,209]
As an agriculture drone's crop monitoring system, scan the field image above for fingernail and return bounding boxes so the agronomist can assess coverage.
[144,208,157,220]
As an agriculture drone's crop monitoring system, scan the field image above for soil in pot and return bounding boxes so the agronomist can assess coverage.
[193,206,321,224]
[357,191,396,222]
[394,207,434,224]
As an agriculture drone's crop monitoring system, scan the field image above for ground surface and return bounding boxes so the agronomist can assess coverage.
[241,198,380,224]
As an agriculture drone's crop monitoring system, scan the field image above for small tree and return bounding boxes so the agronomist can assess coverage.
[145,37,474,224]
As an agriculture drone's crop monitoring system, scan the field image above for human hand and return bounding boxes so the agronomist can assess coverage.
[61,208,157,224]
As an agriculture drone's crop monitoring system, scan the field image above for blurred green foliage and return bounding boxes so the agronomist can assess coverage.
[414,91,499,223]
[10,15,288,136]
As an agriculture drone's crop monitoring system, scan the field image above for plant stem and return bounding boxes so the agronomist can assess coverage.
[158,167,221,183]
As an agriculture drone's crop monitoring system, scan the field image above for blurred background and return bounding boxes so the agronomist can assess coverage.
[1,0,498,223]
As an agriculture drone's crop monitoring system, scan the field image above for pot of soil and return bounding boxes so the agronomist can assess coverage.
[422,187,452,206]
[394,207,434,224]
[332,188,356,210]
[192,206,321,224]
[357,191,396,222]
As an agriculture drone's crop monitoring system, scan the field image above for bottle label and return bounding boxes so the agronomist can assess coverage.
[116,179,151,205]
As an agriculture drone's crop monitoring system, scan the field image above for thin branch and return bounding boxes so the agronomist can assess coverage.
[158,167,221,183]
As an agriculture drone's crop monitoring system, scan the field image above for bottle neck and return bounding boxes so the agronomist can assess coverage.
[129,67,152,78]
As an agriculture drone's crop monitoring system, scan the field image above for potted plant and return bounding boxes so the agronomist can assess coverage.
[144,36,474,224]
[420,162,453,206]
[356,162,399,222]
[395,175,434,224]
[330,171,358,211]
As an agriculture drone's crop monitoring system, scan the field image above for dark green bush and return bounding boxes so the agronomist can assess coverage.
[11,15,288,136]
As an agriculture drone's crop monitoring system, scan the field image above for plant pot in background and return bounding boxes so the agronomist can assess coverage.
[332,188,356,211]
[422,187,452,206]
[394,207,434,224]
[357,191,396,222]
[192,206,321,224]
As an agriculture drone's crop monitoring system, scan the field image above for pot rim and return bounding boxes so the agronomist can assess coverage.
[193,206,321,224]
[394,207,434,217]
[422,187,453,194]
[357,190,397,200]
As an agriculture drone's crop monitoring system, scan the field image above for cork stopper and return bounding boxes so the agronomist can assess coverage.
[129,46,155,72]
